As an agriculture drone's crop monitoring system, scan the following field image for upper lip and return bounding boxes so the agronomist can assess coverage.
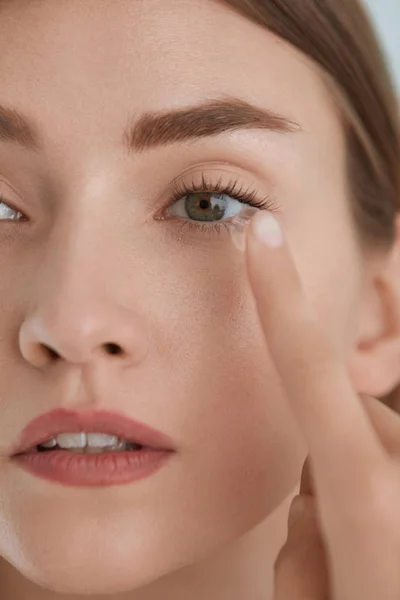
[10,408,177,455]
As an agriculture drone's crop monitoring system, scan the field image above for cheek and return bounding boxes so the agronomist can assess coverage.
[155,260,307,520]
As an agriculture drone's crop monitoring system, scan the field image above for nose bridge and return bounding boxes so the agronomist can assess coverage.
[19,199,149,368]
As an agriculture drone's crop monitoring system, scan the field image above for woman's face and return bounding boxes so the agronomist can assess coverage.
[0,0,377,594]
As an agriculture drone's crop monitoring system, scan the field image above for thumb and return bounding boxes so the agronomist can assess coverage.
[273,495,330,600]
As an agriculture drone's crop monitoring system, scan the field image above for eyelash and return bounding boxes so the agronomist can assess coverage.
[166,173,280,237]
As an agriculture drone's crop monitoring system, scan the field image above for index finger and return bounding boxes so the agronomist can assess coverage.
[245,212,388,502]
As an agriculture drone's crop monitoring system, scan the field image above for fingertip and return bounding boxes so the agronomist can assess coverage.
[250,211,284,248]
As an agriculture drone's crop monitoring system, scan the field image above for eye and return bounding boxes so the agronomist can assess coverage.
[0,197,24,221]
[169,190,247,223]
[164,174,279,235]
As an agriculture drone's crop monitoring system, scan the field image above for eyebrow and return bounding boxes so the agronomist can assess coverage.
[0,96,301,153]
[0,105,40,150]
[124,97,302,152]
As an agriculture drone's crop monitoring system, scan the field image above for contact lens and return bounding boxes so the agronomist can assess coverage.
[229,220,250,253]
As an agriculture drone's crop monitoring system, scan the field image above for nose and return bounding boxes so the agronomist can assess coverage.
[18,234,150,372]
[19,304,149,370]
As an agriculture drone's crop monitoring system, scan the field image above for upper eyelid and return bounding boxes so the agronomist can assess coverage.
[168,174,259,201]
[166,165,269,193]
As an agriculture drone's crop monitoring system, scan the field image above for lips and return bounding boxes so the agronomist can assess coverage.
[11,408,176,456]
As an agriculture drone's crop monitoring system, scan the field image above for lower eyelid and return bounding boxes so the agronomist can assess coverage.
[169,214,251,238]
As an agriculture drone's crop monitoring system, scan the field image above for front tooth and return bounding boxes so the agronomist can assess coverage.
[86,433,119,448]
[56,433,87,449]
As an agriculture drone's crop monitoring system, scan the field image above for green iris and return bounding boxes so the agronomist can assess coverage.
[184,193,227,222]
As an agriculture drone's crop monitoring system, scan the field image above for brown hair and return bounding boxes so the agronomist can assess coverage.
[222,0,400,403]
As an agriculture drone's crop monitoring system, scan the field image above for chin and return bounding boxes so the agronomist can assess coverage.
[1,502,269,597]
[5,533,187,595]
[0,503,235,596]
[17,564,154,596]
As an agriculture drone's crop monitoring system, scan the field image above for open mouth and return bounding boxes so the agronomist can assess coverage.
[11,408,176,456]
[27,432,146,455]
[10,409,176,486]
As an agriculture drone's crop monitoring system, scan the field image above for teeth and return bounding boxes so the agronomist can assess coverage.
[86,433,119,448]
[56,433,87,449]
[37,432,138,452]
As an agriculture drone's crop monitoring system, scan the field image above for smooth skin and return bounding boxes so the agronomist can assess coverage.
[246,212,400,599]
[0,1,400,599]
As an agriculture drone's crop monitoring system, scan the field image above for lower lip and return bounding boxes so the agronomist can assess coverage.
[13,448,173,487]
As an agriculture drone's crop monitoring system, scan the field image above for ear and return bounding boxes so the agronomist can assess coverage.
[348,214,400,398]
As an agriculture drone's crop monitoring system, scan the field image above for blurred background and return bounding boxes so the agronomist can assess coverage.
[363,0,399,92]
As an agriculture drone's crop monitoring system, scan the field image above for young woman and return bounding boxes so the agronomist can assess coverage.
[0,1,399,599]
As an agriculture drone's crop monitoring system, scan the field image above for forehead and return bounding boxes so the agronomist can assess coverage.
[0,0,340,136]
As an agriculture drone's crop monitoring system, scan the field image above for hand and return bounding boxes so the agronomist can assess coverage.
[244,212,400,600]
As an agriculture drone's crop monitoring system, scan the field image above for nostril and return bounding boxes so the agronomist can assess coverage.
[104,343,122,356]
[42,344,60,360]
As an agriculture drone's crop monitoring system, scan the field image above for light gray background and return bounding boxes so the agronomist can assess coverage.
[363,0,400,92]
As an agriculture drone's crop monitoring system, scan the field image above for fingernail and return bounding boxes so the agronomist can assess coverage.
[252,213,283,248]
[288,495,306,527]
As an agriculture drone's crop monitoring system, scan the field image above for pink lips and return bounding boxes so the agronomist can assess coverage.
[11,408,176,487]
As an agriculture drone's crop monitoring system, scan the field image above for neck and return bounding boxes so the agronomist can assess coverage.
[0,492,295,600]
